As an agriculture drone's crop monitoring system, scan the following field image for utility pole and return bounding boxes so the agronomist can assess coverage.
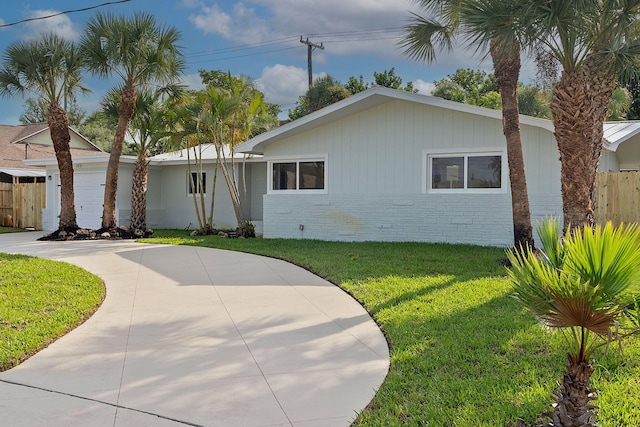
[300,36,324,89]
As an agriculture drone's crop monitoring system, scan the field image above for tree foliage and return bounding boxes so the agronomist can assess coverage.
[0,33,87,230]
[20,96,86,127]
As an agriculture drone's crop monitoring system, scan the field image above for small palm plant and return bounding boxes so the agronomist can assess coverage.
[506,218,640,427]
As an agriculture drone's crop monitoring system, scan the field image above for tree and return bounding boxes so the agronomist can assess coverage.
[78,111,117,153]
[177,71,277,235]
[373,68,419,92]
[20,96,86,127]
[432,68,500,107]
[517,83,551,119]
[507,218,640,426]
[0,33,87,230]
[606,87,632,121]
[289,75,351,120]
[345,69,419,95]
[402,0,535,249]
[80,12,184,230]
[522,0,640,231]
[344,75,369,94]
[102,85,180,233]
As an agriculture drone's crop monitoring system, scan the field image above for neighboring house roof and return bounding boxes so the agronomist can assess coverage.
[0,123,104,170]
[236,86,557,155]
[0,167,46,178]
[602,121,640,151]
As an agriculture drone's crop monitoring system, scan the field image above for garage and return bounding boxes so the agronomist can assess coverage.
[73,171,105,229]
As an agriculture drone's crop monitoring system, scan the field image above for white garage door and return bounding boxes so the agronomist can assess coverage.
[74,172,105,229]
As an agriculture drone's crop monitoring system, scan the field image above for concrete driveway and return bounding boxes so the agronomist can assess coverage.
[0,232,389,427]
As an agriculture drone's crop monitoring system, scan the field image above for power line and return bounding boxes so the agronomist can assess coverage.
[189,46,300,65]
[184,27,403,59]
[0,0,132,28]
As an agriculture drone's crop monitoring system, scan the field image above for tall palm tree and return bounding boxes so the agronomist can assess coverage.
[507,218,640,425]
[102,85,181,233]
[80,12,184,230]
[0,34,87,231]
[522,0,640,230]
[402,0,535,249]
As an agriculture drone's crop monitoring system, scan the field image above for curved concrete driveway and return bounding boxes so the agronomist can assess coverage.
[0,232,389,427]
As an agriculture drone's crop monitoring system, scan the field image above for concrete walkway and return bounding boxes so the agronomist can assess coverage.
[0,232,389,427]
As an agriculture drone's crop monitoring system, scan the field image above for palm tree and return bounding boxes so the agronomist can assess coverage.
[80,12,184,230]
[103,86,179,234]
[0,34,87,231]
[521,0,640,230]
[507,218,640,425]
[402,0,535,249]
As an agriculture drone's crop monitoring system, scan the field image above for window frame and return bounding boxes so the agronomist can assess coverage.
[187,171,207,196]
[267,155,328,194]
[423,148,507,194]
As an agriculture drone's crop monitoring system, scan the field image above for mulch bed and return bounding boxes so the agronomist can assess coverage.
[38,227,153,241]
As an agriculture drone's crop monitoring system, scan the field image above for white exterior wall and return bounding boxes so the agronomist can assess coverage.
[155,163,239,230]
[261,99,563,246]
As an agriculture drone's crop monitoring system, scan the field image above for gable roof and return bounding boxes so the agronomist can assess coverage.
[236,86,556,155]
[0,123,104,169]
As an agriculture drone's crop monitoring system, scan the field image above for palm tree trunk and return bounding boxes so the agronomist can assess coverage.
[552,69,597,231]
[549,354,598,427]
[490,41,534,250]
[47,102,78,230]
[102,83,136,229]
[129,150,148,232]
[584,59,615,215]
[551,65,614,232]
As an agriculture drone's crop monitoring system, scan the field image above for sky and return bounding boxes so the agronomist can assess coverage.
[0,0,538,125]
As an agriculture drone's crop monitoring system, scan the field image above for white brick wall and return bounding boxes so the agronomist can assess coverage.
[262,193,561,246]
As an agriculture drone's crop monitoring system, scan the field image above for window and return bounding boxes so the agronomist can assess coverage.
[188,171,206,195]
[428,152,503,192]
[270,159,326,192]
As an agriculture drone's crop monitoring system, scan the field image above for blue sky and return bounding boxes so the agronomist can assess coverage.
[0,0,535,125]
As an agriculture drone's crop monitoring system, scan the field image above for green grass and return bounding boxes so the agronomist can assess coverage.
[142,230,640,426]
[0,226,27,234]
[0,253,105,371]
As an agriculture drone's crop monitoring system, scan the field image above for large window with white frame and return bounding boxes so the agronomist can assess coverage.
[269,158,326,193]
[426,151,505,192]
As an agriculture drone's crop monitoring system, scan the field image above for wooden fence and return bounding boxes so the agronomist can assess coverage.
[594,171,640,226]
[0,182,46,229]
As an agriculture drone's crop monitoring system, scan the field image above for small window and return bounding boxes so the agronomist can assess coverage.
[429,152,503,191]
[188,171,206,195]
[270,159,326,192]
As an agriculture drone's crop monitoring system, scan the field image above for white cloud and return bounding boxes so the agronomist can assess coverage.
[181,73,206,90]
[189,3,269,43]
[256,64,309,108]
[22,10,80,41]
[413,79,435,95]
[189,0,419,58]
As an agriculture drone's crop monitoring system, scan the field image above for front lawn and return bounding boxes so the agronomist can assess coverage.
[0,253,105,371]
[142,230,640,427]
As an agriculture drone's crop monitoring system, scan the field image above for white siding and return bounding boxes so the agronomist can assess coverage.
[156,163,238,230]
[262,99,563,246]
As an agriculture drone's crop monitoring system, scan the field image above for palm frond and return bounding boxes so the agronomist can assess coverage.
[400,13,455,63]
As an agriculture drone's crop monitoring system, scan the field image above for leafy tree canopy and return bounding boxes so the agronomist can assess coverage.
[19,96,86,128]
